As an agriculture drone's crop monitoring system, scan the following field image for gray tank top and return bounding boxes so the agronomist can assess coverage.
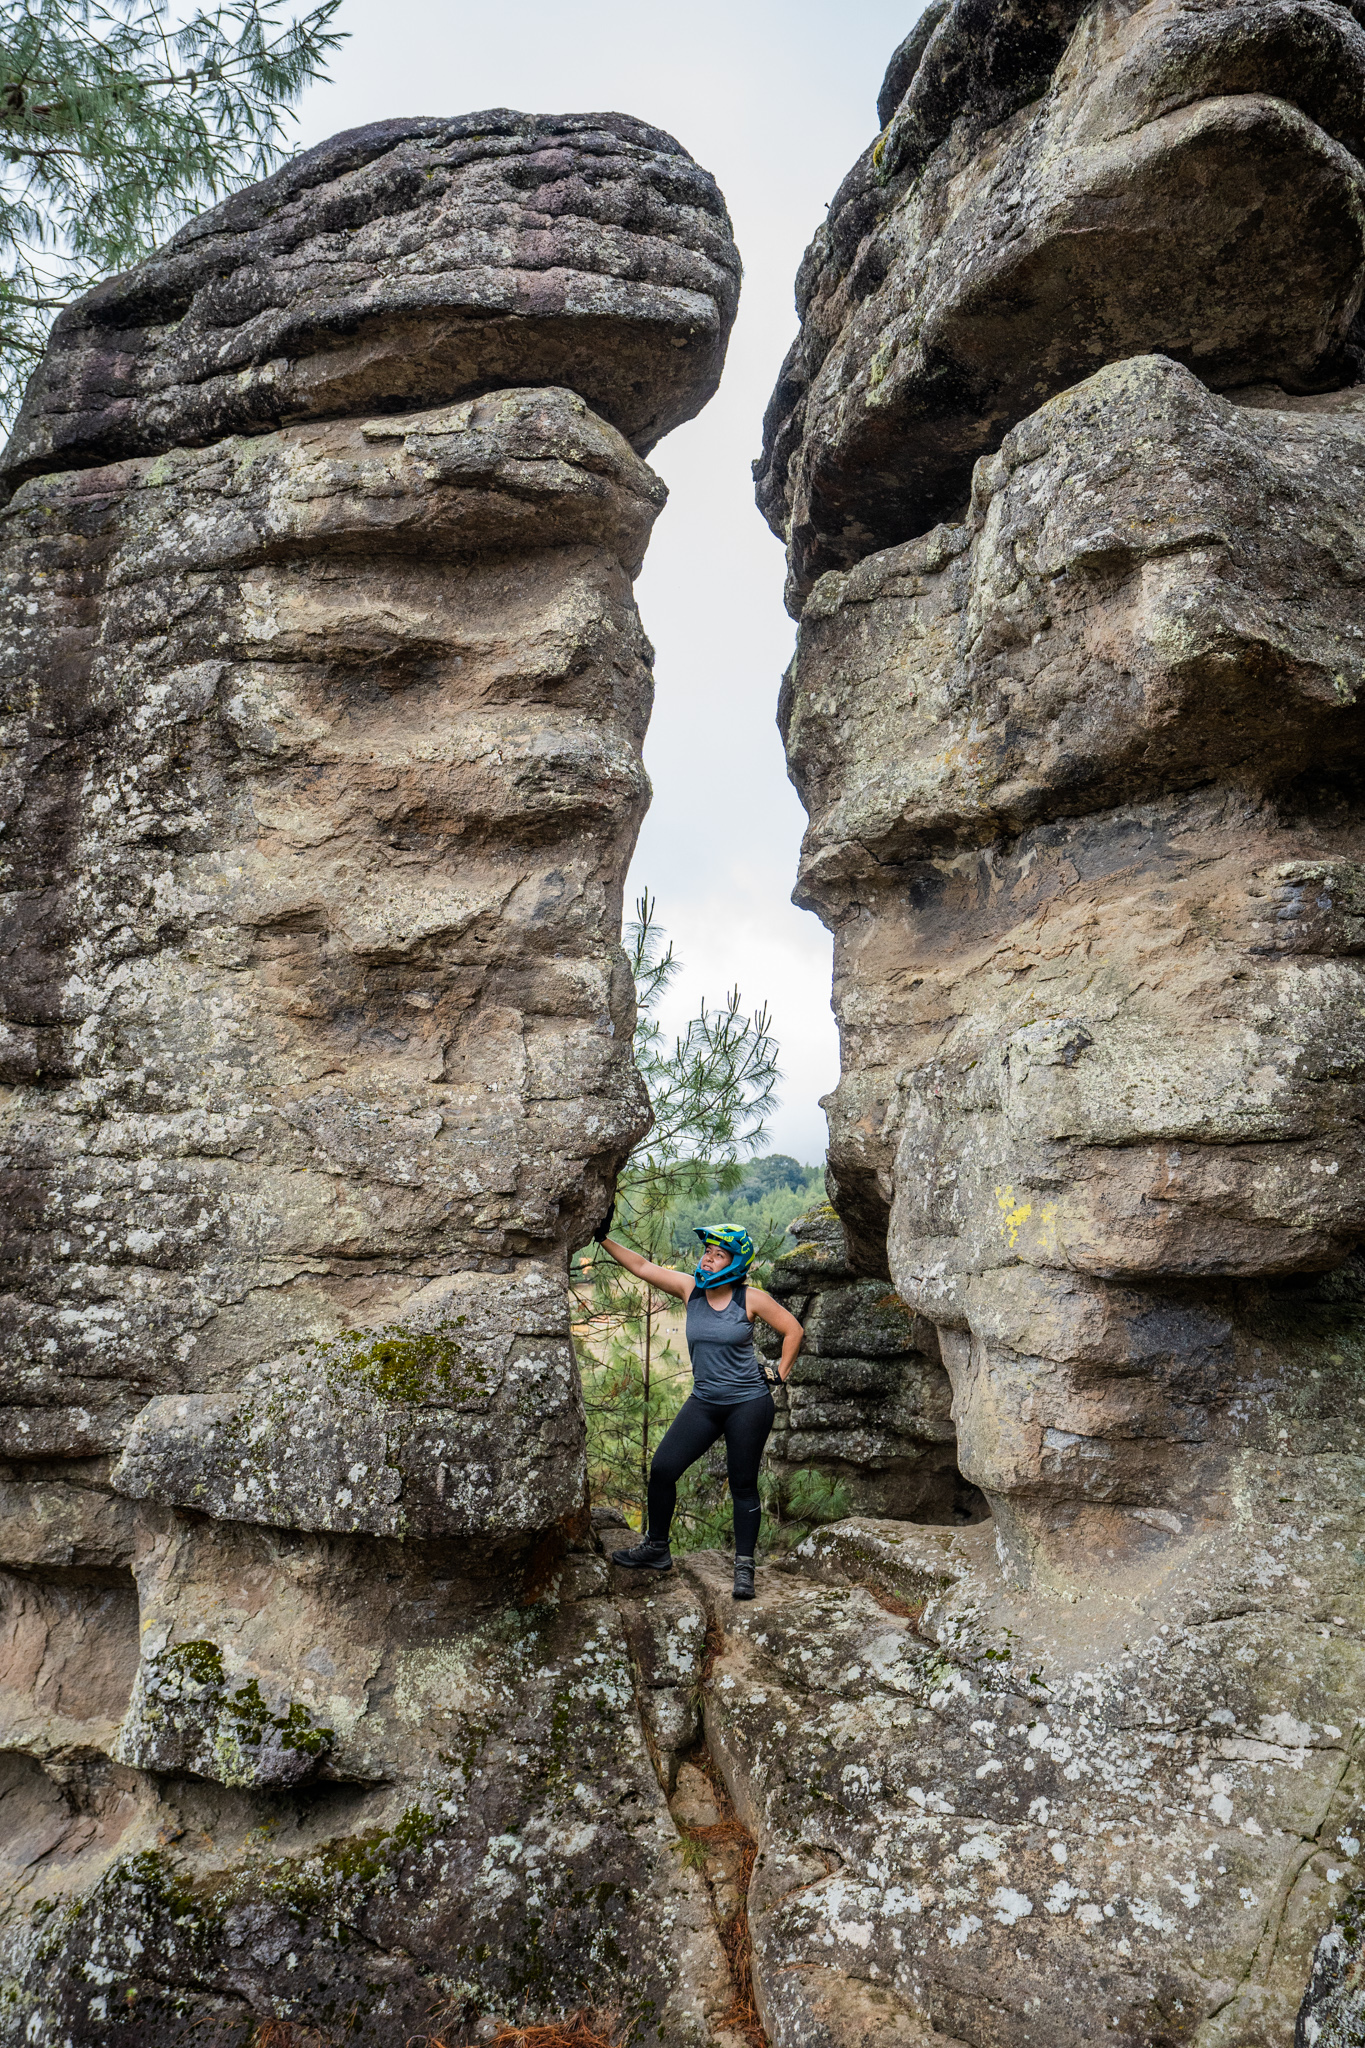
[686,1285,768,1404]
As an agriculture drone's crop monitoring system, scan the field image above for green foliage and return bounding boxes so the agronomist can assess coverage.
[734,1152,816,1200]
[607,886,783,1245]
[0,0,345,422]
[665,1167,824,1274]
[217,1676,334,1758]
[577,889,792,1286]
[768,1465,853,1541]
[387,1802,439,1854]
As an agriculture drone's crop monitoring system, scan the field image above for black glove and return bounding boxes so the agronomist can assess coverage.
[592,1204,615,1245]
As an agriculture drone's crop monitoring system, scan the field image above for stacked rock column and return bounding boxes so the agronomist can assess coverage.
[756,4,1365,2042]
[757,1201,982,1522]
[0,113,739,2045]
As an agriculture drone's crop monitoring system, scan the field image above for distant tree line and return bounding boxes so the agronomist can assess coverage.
[664,1153,825,1275]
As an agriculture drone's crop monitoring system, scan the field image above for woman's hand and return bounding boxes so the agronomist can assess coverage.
[598,1237,691,1302]
[746,1287,804,1381]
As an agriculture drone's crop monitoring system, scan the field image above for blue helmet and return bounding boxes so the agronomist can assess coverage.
[693,1225,755,1291]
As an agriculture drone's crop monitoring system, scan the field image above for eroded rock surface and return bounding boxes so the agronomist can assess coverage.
[758,1204,982,1523]
[0,381,667,1474]
[6,1517,730,2048]
[1298,1898,1365,2045]
[763,5,1365,2042]
[0,113,739,2043]
[4,111,741,486]
[686,1520,1365,2048]
[757,0,1365,606]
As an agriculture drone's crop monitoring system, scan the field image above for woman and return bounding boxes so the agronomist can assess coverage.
[595,1219,804,1600]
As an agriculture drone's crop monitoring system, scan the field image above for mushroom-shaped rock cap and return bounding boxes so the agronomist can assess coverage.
[757,0,1365,610]
[2,108,741,486]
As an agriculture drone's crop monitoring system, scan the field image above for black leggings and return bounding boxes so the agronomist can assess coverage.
[648,1391,775,1556]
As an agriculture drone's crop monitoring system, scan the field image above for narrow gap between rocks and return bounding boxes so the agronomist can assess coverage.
[666,1614,767,2048]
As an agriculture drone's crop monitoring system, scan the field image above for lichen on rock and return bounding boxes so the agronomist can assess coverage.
[113,1637,336,1788]
[757,2,1365,2042]
[0,107,739,2046]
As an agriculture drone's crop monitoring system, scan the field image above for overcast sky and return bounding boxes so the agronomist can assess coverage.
[291,1,923,1164]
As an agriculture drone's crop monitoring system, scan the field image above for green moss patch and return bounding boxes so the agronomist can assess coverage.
[134,1639,335,1784]
[315,1321,488,1405]
[157,1638,226,1688]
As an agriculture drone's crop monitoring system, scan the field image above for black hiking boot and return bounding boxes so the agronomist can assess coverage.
[733,1556,756,1601]
[611,1534,673,1573]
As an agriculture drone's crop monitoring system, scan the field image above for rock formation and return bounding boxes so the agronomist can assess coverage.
[757,1203,985,1524]
[9,13,1365,2045]
[0,113,742,2043]
[753,3,1365,2043]
[756,0,1365,610]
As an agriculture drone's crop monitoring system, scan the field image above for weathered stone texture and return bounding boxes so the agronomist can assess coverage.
[0,383,667,1480]
[785,361,1365,1559]
[3,1519,730,2048]
[1298,1903,1365,2046]
[757,1204,983,1522]
[684,1517,1365,2048]
[762,2,1365,2041]
[611,1561,708,1786]
[0,113,740,2043]
[3,111,742,487]
[757,0,1365,606]
[772,372,1365,2047]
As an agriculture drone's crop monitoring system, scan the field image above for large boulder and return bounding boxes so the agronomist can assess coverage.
[784,358,1365,1311]
[683,1519,1365,2048]
[757,0,1365,606]
[0,383,659,1475]
[768,8,1365,2041]
[3,112,741,487]
[2,1511,731,2044]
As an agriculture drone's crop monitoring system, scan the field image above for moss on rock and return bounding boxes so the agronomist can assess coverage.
[315,1321,488,1406]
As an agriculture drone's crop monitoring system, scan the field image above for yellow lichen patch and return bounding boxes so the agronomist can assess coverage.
[995,1185,1033,1250]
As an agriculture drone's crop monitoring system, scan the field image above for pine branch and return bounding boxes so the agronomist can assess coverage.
[0,0,346,424]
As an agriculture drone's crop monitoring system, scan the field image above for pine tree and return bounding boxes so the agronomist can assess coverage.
[0,0,345,422]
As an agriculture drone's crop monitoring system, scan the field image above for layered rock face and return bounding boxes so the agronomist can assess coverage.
[0,114,741,2043]
[757,1202,984,1523]
[6,111,740,483]
[757,4,1365,2042]
[756,0,1365,608]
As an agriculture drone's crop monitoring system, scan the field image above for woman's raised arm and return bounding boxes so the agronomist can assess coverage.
[598,1237,692,1302]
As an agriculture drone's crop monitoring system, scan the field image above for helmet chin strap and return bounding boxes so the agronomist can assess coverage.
[694,1255,750,1291]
